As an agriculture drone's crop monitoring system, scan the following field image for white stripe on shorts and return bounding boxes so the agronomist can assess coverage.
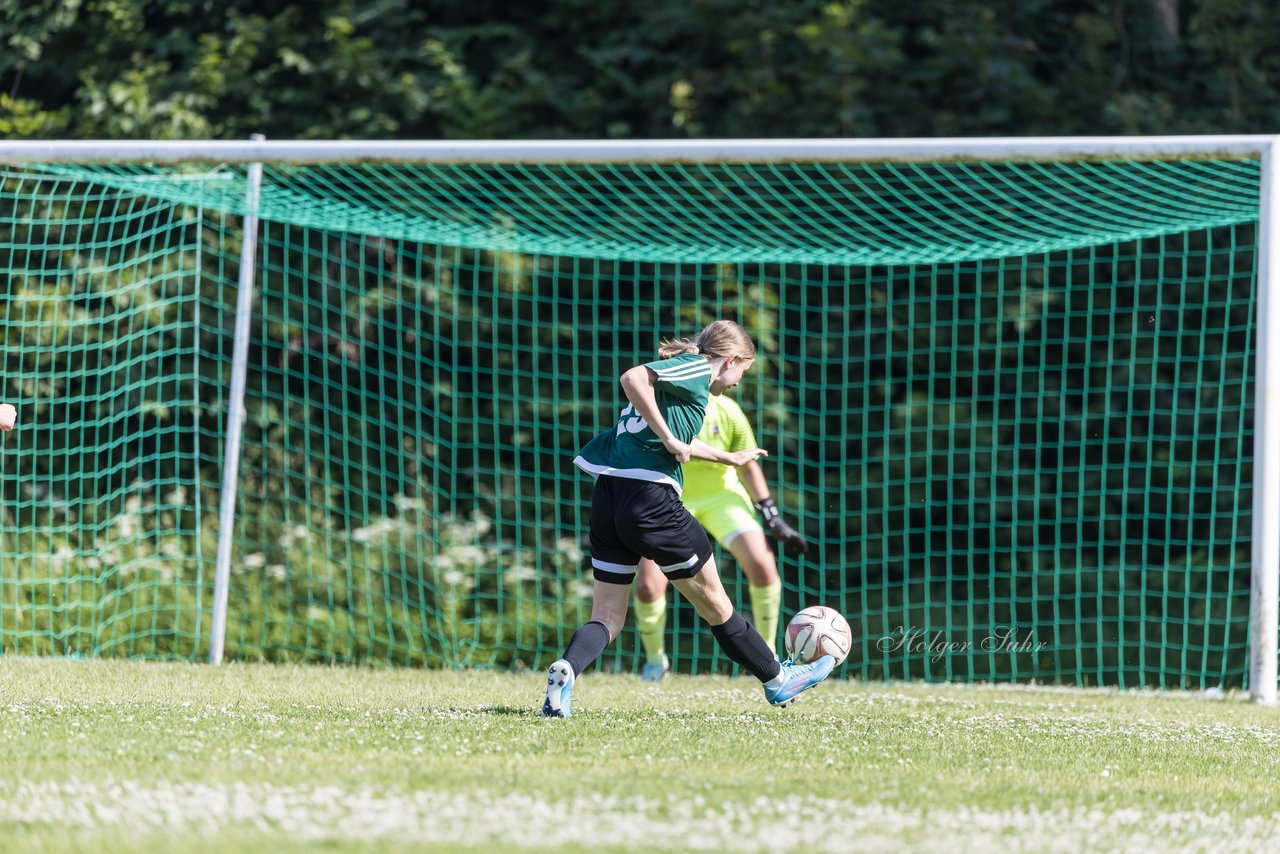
[592,558,639,574]
[658,554,700,573]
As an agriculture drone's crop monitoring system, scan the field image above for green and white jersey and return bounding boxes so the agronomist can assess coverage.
[572,353,712,493]
[681,393,756,500]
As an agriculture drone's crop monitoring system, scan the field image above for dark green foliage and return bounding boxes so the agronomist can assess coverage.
[4,1,1280,140]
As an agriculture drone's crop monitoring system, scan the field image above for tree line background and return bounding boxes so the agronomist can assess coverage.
[3,0,1279,141]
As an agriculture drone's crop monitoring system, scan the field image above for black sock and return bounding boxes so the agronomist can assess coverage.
[561,620,611,677]
[710,611,781,682]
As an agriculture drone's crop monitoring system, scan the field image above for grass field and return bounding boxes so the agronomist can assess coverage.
[2,659,1278,853]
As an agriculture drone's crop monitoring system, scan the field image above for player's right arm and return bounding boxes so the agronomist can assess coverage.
[619,366,691,462]
[689,437,766,467]
[722,397,809,555]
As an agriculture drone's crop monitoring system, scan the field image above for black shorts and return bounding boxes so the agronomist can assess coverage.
[588,475,714,585]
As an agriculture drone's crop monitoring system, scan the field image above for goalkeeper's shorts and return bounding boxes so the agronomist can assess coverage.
[683,484,763,547]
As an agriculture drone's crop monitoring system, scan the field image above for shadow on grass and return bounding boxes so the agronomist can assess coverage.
[424,705,534,717]
[478,705,534,716]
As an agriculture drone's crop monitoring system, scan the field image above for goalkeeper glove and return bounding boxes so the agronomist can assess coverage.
[755,497,809,556]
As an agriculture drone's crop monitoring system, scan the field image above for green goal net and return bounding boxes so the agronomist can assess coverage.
[0,153,1265,690]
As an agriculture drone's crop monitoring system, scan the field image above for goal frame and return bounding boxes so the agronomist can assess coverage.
[2,135,1276,703]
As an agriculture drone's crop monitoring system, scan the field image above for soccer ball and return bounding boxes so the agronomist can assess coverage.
[784,606,852,666]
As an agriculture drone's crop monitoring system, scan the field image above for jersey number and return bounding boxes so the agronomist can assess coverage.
[616,404,649,436]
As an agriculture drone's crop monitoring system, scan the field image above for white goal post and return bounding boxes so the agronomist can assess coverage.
[1,135,1276,703]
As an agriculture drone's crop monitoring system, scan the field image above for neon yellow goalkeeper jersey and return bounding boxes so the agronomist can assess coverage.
[681,393,757,499]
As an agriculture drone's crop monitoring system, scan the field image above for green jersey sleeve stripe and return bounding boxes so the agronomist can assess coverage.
[653,363,712,380]
[653,359,710,374]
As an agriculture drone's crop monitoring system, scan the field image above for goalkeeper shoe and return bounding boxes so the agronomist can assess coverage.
[764,655,835,707]
[641,655,670,682]
[541,659,575,718]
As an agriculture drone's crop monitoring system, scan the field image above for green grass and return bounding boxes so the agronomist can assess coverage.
[2,658,1278,853]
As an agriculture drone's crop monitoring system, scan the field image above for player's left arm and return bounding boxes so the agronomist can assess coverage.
[737,460,809,556]
[725,403,809,556]
[689,437,766,467]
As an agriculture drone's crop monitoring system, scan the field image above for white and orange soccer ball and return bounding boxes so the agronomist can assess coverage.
[784,606,852,666]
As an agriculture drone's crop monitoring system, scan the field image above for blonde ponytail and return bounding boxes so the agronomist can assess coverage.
[657,337,701,359]
[659,320,756,362]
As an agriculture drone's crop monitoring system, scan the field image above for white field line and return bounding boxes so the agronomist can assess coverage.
[2,782,1279,853]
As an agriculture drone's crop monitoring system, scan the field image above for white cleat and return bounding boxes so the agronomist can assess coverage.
[541,659,575,718]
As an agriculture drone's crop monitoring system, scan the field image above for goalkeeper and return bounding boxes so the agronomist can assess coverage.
[633,392,808,680]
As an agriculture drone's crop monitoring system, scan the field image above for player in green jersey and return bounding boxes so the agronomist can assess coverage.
[542,320,834,718]
[633,392,808,680]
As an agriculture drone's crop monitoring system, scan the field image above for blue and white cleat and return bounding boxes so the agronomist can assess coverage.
[764,655,836,707]
[641,655,670,682]
[541,659,575,718]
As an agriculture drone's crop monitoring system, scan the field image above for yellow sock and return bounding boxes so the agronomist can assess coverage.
[633,595,667,664]
[749,581,783,653]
